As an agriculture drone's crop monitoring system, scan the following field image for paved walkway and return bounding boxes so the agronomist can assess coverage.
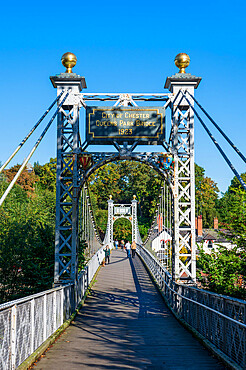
[35,250,225,369]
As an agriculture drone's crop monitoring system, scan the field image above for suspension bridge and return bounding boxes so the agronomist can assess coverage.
[0,53,245,369]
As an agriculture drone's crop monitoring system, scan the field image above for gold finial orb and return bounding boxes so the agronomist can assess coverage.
[174,53,190,73]
[61,52,77,73]
[109,195,112,200]
[133,195,136,200]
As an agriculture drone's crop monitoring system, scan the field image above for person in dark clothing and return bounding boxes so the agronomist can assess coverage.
[131,241,137,258]
[103,245,110,264]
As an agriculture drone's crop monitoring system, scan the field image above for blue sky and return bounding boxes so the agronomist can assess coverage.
[0,0,245,193]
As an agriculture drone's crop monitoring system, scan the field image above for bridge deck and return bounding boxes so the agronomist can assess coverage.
[35,250,225,369]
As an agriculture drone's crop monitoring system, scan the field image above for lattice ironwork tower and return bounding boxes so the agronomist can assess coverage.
[103,196,114,247]
[131,197,138,243]
[104,197,140,246]
[51,52,201,285]
[50,72,86,285]
[165,73,201,282]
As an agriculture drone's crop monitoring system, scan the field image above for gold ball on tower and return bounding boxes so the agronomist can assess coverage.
[174,53,190,73]
[61,52,77,73]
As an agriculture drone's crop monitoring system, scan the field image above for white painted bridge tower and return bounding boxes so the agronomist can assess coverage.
[51,52,201,285]
[103,195,142,247]
[165,54,201,282]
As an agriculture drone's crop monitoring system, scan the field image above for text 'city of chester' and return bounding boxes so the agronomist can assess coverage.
[86,106,165,144]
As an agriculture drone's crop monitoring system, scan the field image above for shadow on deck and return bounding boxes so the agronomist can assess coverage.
[34,250,225,369]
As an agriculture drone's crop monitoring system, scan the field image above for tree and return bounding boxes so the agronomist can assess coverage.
[217,172,246,251]
[195,164,219,228]
[0,174,55,303]
[34,158,57,192]
[88,162,122,210]
[113,218,132,242]
[197,246,245,299]
[197,171,246,299]
[4,164,38,194]
[88,160,163,240]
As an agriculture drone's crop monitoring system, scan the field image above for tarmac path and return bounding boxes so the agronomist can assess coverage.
[35,249,225,369]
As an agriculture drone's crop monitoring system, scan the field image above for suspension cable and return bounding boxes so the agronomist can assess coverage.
[0,90,70,206]
[182,91,246,191]
[186,91,246,164]
[86,183,103,244]
[0,91,65,175]
[168,89,184,145]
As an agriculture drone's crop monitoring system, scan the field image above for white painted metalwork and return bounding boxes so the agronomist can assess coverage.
[0,247,105,369]
[143,183,173,273]
[78,186,103,259]
[50,73,90,285]
[166,75,201,283]
[0,91,69,207]
[137,243,246,369]
[0,92,64,176]
[103,197,142,246]
[52,67,201,284]
[103,197,114,247]
[131,197,138,243]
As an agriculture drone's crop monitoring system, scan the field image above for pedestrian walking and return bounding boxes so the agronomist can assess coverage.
[131,240,137,258]
[114,240,119,249]
[120,239,125,251]
[125,241,131,258]
[103,245,110,264]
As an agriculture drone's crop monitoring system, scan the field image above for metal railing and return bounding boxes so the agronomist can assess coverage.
[0,246,106,370]
[137,244,246,369]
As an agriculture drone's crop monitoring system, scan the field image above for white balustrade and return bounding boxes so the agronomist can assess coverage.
[136,244,246,369]
[0,246,105,370]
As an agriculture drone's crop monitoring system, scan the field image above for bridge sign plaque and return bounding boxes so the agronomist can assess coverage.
[86,106,165,144]
[114,206,131,215]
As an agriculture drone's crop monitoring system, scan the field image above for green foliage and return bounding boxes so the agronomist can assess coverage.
[88,160,162,240]
[195,164,219,228]
[217,173,246,252]
[0,172,55,303]
[113,218,132,242]
[197,245,245,298]
[197,170,246,299]
[34,158,57,192]
[1,155,245,303]
[78,239,88,272]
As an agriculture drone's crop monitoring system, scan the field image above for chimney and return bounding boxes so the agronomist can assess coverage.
[158,214,163,232]
[214,217,218,230]
[197,215,203,237]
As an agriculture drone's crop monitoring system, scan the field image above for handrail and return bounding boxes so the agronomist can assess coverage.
[0,245,105,369]
[151,257,246,328]
[0,285,71,311]
[137,243,246,369]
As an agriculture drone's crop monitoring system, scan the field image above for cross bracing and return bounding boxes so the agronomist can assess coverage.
[50,67,200,285]
[103,197,142,248]
[2,61,245,287]
[0,53,246,369]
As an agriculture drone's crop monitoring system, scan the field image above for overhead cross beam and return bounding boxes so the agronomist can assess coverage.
[103,197,142,247]
[51,52,201,285]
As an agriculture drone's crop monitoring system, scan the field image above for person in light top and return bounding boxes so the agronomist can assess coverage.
[125,241,131,258]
